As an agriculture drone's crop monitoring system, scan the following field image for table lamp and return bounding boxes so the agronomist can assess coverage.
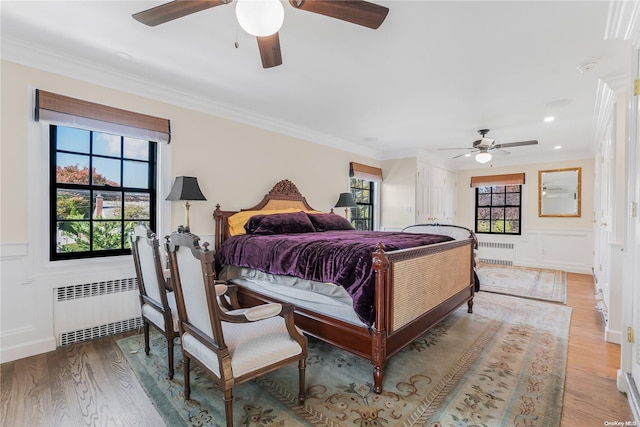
[166,176,207,232]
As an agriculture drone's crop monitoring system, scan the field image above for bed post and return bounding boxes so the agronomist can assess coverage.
[213,204,223,252]
[371,242,390,394]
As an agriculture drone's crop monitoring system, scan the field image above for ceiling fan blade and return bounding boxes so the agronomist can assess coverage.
[257,33,283,68]
[288,0,389,29]
[492,149,511,156]
[494,140,538,149]
[452,152,472,159]
[132,0,230,27]
[438,147,472,151]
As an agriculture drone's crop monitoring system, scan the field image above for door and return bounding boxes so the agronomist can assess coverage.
[629,49,640,401]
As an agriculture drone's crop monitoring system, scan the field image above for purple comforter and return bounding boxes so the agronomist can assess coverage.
[215,230,454,326]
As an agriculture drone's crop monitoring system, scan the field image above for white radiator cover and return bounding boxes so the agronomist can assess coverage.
[54,278,142,346]
[477,241,515,265]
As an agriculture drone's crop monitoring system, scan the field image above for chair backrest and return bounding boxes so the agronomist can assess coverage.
[165,230,222,343]
[130,223,168,308]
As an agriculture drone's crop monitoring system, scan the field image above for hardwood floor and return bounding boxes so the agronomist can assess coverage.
[0,272,634,426]
[561,272,633,426]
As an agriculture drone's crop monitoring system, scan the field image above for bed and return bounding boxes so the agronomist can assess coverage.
[213,179,475,393]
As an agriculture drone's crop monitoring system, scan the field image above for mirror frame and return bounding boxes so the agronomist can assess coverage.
[538,167,582,217]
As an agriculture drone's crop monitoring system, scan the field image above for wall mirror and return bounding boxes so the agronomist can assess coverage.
[538,167,581,217]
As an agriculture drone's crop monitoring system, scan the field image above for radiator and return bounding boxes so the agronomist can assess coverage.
[55,278,142,346]
[477,241,515,266]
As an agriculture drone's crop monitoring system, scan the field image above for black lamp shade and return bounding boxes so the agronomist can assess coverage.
[166,176,207,201]
[334,192,357,208]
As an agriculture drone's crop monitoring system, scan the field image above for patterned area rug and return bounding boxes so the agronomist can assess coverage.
[117,292,571,426]
[476,264,567,303]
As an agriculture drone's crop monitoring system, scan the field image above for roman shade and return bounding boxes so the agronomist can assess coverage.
[349,162,383,183]
[35,89,171,143]
[470,173,525,187]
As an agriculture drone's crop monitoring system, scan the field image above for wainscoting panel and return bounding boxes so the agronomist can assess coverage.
[516,229,593,274]
[1,242,56,362]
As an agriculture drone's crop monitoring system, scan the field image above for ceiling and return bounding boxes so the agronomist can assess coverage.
[1,1,635,169]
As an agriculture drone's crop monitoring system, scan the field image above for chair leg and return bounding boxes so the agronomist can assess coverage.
[167,335,175,380]
[224,388,233,427]
[298,358,306,405]
[143,321,150,355]
[183,356,191,400]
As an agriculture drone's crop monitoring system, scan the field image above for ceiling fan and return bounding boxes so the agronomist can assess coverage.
[132,0,389,69]
[440,129,538,163]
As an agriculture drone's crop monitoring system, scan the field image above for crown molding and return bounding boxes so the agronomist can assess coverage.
[606,0,640,45]
[1,36,381,161]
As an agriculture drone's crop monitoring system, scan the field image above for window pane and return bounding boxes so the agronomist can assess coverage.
[124,138,149,160]
[57,153,90,184]
[92,157,121,186]
[506,220,520,234]
[57,127,90,153]
[477,220,490,232]
[478,186,491,194]
[125,192,150,219]
[57,221,90,253]
[492,193,505,205]
[505,207,520,220]
[491,220,505,233]
[505,192,521,205]
[93,132,121,157]
[94,192,122,219]
[57,189,91,219]
[478,194,492,206]
[492,185,505,193]
[93,221,122,250]
[491,207,504,219]
[123,220,147,249]
[477,207,490,220]
[123,161,148,188]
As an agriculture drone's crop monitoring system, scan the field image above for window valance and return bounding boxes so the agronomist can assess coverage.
[470,173,525,187]
[35,89,171,143]
[350,162,383,183]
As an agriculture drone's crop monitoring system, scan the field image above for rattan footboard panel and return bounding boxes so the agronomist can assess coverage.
[389,243,472,331]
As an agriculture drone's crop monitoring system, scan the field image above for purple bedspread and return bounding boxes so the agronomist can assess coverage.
[215,231,454,326]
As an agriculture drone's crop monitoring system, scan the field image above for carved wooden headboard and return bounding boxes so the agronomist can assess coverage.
[213,179,317,250]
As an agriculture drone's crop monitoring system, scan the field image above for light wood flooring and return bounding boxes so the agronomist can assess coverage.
[1,272,634,426]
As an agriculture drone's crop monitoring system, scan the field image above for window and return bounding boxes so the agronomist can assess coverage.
[350,178,374,231]
[50,125,157,260]
[475,185,521,235]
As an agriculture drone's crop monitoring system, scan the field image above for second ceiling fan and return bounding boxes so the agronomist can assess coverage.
[440,129,539,163]
[133,0,389,69]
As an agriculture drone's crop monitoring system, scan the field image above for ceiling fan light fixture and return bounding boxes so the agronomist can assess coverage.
[475,152,492,164]
[236,0,284,37]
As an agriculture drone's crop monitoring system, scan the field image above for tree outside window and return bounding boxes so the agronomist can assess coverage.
[51,125,157,260]
[350,178,374,231]
[475,185,521,235]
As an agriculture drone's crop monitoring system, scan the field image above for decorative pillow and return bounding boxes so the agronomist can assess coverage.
[228,208,302,236]
[245,211,316,235]
[306,213,354,231]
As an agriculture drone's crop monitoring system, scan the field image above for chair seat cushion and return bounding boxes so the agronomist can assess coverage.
[182,315,303,378]
[142,291,179,332]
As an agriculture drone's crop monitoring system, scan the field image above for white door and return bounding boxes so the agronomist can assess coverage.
[629,50,640,404]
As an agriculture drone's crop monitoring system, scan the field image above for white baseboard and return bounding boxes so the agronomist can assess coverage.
[618,371,640,423]
[0,336,56,363]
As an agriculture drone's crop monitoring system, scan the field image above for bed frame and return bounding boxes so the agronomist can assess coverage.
[213,179,475,393]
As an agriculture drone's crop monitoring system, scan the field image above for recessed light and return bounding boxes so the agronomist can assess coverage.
[464,153,471,157]
[544,116,555,122]
[554,146,562,150]
[577,61,598,73]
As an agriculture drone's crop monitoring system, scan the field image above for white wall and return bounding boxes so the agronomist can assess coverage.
[455,158,595,273]
[0,60,381,362]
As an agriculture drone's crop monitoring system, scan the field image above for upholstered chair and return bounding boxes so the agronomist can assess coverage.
[130,223,180,379]
[165,230,308,427]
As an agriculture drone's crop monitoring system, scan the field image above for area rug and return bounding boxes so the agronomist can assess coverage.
[117,292,571,426]
[476,264,567,303]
